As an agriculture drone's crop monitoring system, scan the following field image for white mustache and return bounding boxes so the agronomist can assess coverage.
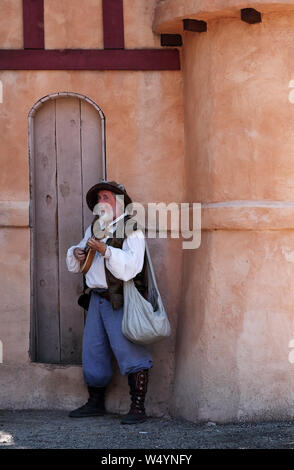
[93,203,113,215]
[93,204,114,225]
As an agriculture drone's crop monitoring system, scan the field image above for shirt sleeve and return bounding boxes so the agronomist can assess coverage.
[102,245,112,259]
[66,225,91,273]
[104,229,146,281]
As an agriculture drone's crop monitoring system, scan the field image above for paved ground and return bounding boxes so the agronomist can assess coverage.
[0,410,294,449]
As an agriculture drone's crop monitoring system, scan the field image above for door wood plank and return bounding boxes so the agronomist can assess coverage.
[56,97,84,364]
[34,99,60,363]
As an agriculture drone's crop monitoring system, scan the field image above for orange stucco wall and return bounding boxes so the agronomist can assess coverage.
[0,0,184,415]
[0,0,23,49]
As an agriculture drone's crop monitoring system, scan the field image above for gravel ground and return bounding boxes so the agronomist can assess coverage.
[0,410,294,449]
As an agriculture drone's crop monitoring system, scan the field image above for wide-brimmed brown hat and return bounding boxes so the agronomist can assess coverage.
[86,179,133,212]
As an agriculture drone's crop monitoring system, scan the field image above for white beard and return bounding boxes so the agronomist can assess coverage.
[99,212,113,227]
[94,203,115,228]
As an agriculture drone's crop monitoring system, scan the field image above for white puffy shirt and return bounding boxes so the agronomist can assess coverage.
[66,217,146,289]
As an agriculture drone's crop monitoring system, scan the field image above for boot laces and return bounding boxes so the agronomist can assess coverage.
[128,370,148,414]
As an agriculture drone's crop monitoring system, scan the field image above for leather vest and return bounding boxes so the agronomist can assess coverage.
[103,215,148,310]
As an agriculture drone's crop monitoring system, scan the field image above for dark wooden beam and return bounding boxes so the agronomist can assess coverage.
[0,49,180,70]
[241,8,262,24]
[102,0,125,49]
[183,19,207,32]
[22,0,44,49]
[161,34,182,47]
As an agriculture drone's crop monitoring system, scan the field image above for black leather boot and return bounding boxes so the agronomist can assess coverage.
[121,369,149,425]
[68,386,106,418]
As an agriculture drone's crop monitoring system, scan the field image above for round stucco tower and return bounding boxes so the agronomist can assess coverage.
[154,0,294,422]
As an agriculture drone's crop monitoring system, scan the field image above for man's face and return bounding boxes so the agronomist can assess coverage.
[94,189,123,223]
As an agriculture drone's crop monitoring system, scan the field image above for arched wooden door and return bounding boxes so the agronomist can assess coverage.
[29,94,106,364]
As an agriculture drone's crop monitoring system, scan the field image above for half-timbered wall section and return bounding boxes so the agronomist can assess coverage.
[0,0,180,70]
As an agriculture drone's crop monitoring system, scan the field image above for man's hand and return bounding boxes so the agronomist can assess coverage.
[87,236,107,256]
[74,248,86,262]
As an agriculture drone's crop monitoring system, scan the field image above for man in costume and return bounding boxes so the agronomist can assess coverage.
[66,180,153,425]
